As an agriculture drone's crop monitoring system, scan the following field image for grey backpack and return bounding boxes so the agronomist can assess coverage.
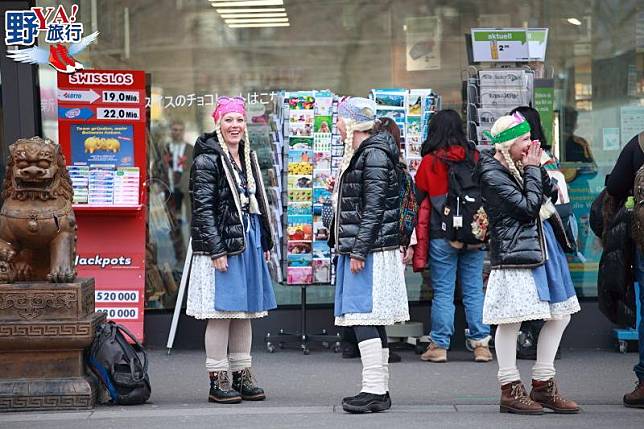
[87,321,151,405]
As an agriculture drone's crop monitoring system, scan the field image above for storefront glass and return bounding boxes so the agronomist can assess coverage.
[36,0,644,308]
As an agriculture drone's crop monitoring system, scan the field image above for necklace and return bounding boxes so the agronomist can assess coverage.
[228,153,249,203]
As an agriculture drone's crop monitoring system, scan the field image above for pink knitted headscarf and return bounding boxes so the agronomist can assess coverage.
[212,96,246,124]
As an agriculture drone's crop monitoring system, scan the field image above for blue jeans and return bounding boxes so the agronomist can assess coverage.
[428,239,490,349]
[634,251,644,381]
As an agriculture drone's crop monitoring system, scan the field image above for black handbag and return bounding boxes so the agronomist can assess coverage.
[548,203,577,254]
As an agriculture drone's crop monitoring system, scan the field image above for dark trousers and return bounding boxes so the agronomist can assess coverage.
[345,326,388,348]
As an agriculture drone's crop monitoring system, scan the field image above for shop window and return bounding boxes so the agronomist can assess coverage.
[34,0,644,306]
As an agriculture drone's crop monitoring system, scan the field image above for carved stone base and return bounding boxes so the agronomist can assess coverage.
[0,378,95,411]
[0,279,106,412]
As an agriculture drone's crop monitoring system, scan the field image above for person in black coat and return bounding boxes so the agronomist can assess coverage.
[186,97,276,405]
[339,117,405,364]
[476,114,580,415]
[605,131,644,408]
[330,97,409,414]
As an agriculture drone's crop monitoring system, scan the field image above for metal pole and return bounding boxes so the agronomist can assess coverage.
[166,238,193,353]
[301,286,307,344]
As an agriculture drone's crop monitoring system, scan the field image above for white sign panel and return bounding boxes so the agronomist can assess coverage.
[96,107,141,120]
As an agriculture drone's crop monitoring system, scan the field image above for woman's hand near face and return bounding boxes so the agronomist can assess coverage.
[523,141,542,167]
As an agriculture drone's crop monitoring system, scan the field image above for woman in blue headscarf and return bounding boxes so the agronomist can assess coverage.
[330,97,409,413]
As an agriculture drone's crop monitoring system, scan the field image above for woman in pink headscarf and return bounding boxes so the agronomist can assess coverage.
[186,96,276,405]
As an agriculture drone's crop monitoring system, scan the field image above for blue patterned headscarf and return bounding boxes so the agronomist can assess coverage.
[338,97,377,123]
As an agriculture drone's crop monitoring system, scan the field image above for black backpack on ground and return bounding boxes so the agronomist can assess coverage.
[441,158,488,245]
[87,321,151,405]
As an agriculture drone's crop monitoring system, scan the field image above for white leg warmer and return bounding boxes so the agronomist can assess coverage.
[206,357,230,372]
[358,338,386,395]
[382,348,390,393]
[229,353,252,372]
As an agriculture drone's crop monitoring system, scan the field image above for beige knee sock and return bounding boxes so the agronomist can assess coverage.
[205,319,231,372]
[532,315,571,381]
[228,319,252,371]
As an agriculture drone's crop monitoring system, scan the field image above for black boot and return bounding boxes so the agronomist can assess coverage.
[342,392,391,413]
[232,368,266,401]
[208,371,242,404]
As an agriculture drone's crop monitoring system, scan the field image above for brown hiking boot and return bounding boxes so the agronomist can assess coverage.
[623,380,644,408]
[420,342,447,362]
[500,380,544,415]
[468,337,493,362]
[530,378,580,414]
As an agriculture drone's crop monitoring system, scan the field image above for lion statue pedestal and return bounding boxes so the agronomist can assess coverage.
[0,137,105,411]
[0,279,105,411]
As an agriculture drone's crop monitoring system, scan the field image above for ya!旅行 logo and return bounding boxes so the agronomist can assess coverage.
[4,5,98,74]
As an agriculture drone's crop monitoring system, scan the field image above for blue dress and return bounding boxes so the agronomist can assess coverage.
[213,214,277,313]
[532,220,577,304]
[333,250,410,326]
[334,253,375,316]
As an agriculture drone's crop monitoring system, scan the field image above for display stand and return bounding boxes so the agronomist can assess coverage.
[265,286,341,355]
[464,65,536,149]
[264,91,341,354]
[57,70,148,340]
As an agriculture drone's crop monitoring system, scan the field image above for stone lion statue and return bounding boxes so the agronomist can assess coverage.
[0,137,77,283]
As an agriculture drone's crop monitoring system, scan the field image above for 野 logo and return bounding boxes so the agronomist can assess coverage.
[75,255,133,269]
[4,5,99,74]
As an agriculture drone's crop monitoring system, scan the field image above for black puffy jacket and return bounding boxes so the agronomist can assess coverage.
[475,150,556,268]
[592,190,636,327]
[331,130,401,261]
[189,132,273,259]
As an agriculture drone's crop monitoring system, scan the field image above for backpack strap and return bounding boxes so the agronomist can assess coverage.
[111,322,148,383]
[367,146,402,169]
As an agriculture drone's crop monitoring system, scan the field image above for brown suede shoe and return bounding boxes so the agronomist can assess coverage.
[420,342,447,362]
[623,380,644,408]
[473,345,493,362]
[500,380,544,415]
[468,337,493,362]
[530,378,580,414]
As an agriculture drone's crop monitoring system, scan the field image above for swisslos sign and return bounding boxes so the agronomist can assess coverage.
[68,72,134,86]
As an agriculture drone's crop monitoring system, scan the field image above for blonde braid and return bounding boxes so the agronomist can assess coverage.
[339,120,356,178]
[499,145,524,185]
[331,120,356,211]
[243,128,255,190]
[243,126,260,214]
